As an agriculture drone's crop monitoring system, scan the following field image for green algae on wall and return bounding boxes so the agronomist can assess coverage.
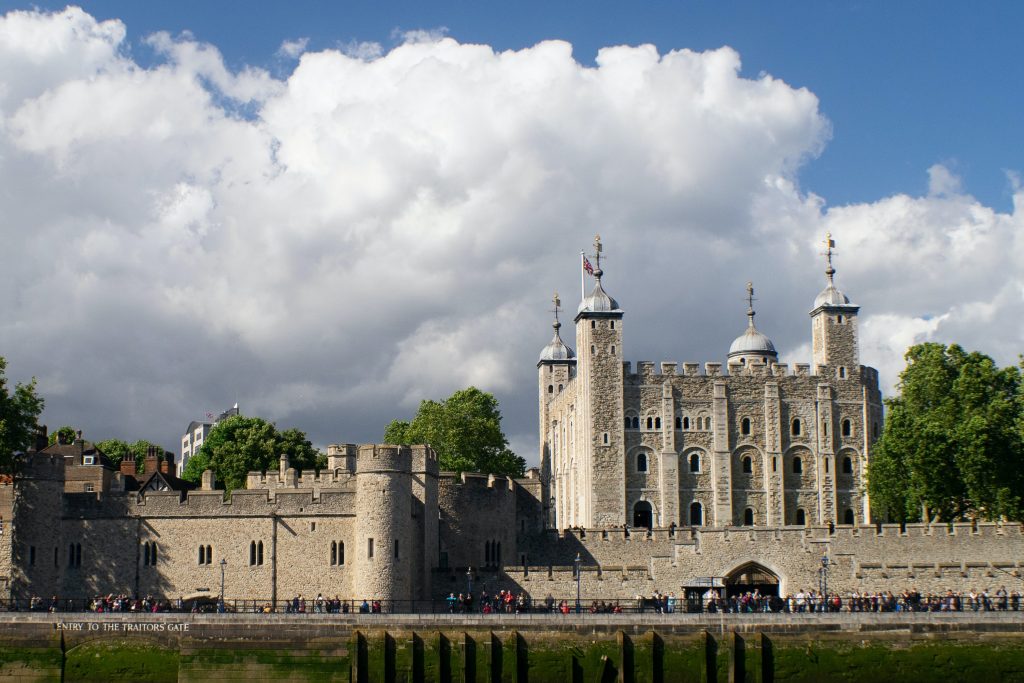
[64,640,179,682]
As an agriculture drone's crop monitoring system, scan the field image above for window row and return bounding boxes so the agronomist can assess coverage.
[26,544,82,568]
[623,414,859,438]
[250,540,265,566]
[673,505,858,527]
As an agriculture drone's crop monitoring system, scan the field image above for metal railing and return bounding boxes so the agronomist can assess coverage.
[2,593,1021,615]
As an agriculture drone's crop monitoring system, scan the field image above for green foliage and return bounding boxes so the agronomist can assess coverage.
[0,356,45,473]
[96,438,166,472]
[180,415,320,492]
[384,386,526,477]
[868,343,1024,522]
[47,425,77,446]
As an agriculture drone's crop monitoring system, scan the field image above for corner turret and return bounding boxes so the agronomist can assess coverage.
[810,233,860,375]
[728,282,778,366]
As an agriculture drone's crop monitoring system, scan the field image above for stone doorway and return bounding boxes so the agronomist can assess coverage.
[633,500,653,528]
[725,562,780,598]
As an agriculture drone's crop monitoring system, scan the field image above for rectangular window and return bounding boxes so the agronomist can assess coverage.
[368,538,374,559]
[84,483,95,493]
[394,539,400,560]
[82,455,95,465]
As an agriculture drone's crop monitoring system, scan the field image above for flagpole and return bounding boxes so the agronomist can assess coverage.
[580,250,585,301]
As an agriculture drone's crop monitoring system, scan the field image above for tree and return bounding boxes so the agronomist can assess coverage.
[96,438,167,472]
[384,387,526,478]
[0,356,45,473]
[180,415,321,492]
[868,343,1024,522]
[47,425,77,446]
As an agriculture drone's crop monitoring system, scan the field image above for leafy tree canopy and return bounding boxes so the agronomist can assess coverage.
[96,439,167,472]
[47,425,77,446]
[384,386,526,478]
[867,343,1023,522]
[180,415,322,492]
[0,356,45,473]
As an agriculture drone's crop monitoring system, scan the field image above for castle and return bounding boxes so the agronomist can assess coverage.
[1,236,1023,607]
[538,234,882,532]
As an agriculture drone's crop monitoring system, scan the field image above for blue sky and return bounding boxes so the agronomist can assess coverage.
[7,1,1023,211]
[0,2,1021,460]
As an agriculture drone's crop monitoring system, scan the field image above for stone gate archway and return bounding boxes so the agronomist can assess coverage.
[725,562,780,598]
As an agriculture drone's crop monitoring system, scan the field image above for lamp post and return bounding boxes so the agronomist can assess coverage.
[466,567,473,614]
[574,553,582,614]
[819,555,832,610]
[219,559,227,612]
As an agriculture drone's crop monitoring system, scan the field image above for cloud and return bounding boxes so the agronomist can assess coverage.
[277,37,309,60]
[0,7,1020,467]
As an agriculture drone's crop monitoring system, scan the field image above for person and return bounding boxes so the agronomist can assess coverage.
[545,594,555,612]
[359,599,370,614]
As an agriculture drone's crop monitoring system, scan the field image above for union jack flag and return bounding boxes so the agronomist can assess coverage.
[583,257,594,275]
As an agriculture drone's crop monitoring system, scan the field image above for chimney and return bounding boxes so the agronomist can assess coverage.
[120,458,135,477]
[160,452,174,475]
[144,446,158,475]
[34,426,48,452]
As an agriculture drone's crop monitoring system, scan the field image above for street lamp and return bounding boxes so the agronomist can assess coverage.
[219,559,227,612]
[574,553,582,614]
[819,555,832,610]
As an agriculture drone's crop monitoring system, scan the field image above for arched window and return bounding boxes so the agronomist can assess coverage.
[793,456,803,474]
[591,321,596,329]
[591,345,596,355]
[824,458,830,473]
[330,541,337,566]
[611,345,616,355]
[792,418,802,436]
[250,541,257,566]
[844,508,855,525]
[150,543,157,566]
[842,419,852,437]
[558,384,563,392]
[683,417,690,430]
[485,540,491,565]
[842,456,853,474]
[548,385,553,394]
[257,541,264,565]
[743,508,754,526]
[795,509,806,526]
[633,501,653,528]
[624,417,631,429]
[654,417,661,429]
[143,543,150,566]
[603,433,608,444]
[838,366,847,379]
[690,502,703,526]
[689,453,700,472]
[742,456,752,474]
[336,541,344,565]
[631,416,640,429]
[675,417,682,429]
[741,418,751,435]
[646,417,653,430]
[636,452,648,473]
[610,321,615,329]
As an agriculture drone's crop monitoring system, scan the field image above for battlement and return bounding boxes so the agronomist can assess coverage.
[621,359,881,384]
[18,452,65,481]
[439,471,516,493]
[245,468,355,491]
[356,444,413,474]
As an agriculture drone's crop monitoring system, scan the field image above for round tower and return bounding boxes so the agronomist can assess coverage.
[354,444,412,608]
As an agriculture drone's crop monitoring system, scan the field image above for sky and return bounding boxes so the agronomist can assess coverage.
[0,2,1021,465]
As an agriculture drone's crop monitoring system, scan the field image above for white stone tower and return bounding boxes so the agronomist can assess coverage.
[574,235,625,528]
[811,233,860,377]
[538,292,575,528]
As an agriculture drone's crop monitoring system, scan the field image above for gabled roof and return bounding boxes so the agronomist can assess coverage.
[41,441,115,469]
[138,469,196,493]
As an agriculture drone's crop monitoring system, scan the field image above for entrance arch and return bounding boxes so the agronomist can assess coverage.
[633,500,653,528]
[725,562,780,598]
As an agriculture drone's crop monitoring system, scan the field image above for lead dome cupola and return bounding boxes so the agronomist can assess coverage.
[539,292,575,363]
[728,282,778,364]
[577,233,622,315]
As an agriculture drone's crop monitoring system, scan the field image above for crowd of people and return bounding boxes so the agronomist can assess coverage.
[11,586,1024,615]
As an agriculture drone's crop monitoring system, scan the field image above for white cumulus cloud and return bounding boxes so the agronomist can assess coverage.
[0,7,1020,465]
